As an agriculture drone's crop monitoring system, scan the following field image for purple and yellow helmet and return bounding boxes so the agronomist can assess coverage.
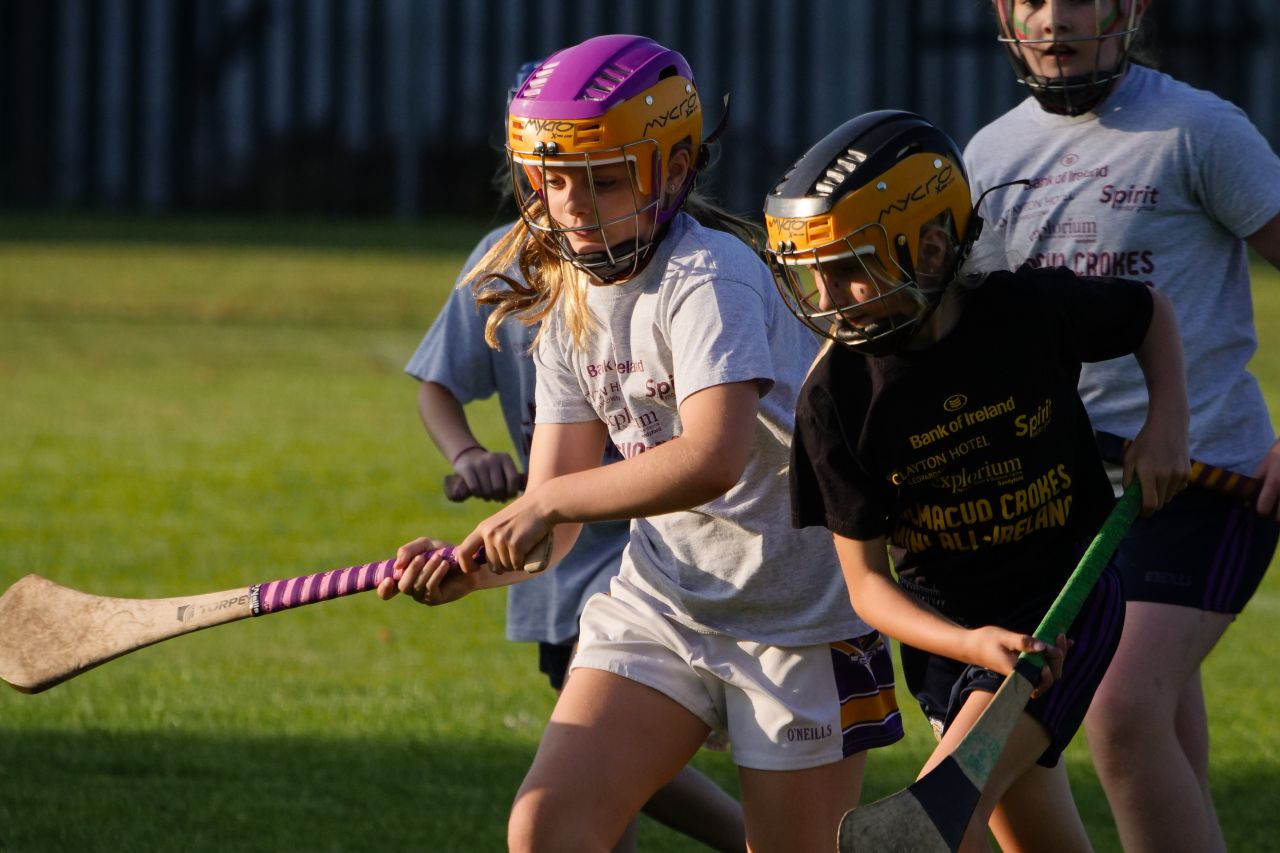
[506,34,704,281]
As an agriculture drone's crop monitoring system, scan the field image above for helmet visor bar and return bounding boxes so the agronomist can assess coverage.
[766,228,927,349]
[507,141,662,282]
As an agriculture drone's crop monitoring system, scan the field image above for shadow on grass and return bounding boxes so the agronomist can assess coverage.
[0,724,761,853]
[842,743,1280,853]
[3,726,1277,851]
[0,728,532,852]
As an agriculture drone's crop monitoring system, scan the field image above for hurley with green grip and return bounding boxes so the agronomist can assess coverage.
[1020,478,1141,670]
[837,480,1142,853]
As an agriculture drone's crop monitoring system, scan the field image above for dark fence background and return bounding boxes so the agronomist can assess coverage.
[2,0,1276,221]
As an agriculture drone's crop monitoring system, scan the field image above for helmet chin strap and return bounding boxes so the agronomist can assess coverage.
[1024,35,1136,116]
[830,283,934,356]
[843,316,926,356]
[1027,73,1120,116]
[571,243,650,282]
[564,222,671,284]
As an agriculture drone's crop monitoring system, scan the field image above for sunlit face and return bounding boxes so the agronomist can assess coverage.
[537,161,654,256]
[1009,0,1125,80]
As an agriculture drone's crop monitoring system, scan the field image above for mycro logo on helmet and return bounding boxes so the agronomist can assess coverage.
[642,93,698,136]
[524,119,577,137]
[766,216,808,235]
[877,166,955,223]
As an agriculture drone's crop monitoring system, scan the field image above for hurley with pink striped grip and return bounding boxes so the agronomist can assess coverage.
[0,537,551,694]
[249,544,482,615]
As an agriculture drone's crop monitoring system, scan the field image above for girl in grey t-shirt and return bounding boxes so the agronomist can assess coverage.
[967,4,1280,851]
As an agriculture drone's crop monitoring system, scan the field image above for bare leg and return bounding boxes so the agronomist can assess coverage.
[609,819,639,853]
[920,690,1089,853]
[737,752,865,853]
[551,655,744,852]
[510,668,711,853]
[986,762,1091,853]
[641,764,746,852]
[546,672,644,853]
[1174,670,1227,852]
[1083,601,1232,853]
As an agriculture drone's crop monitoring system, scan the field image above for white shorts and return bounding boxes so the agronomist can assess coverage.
[571,578,902,771]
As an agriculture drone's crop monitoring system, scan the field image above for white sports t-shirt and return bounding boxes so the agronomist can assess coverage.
[535,213,868,645]
[965,64,1280,472]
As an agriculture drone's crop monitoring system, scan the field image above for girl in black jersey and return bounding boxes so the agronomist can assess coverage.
[763,111,1189,852]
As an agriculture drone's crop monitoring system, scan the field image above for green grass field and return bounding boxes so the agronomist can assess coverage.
[1,214,1278,851]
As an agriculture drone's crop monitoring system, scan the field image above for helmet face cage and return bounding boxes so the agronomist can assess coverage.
[506,35,703,282]
[764,111,973,356]
[767,213,958,355]
[994,0,1145,116]
[508,141,661,282]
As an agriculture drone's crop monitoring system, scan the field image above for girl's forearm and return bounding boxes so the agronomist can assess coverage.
[846,569,971,659]
[417,381,485,463]
[532,434,734,525]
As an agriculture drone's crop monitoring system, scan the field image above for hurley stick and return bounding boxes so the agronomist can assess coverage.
[837,481,1142,853]
[0,537,550,695]
[1094,431,1263,506]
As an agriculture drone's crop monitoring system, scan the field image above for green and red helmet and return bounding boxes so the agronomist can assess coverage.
[993,0,1149,116]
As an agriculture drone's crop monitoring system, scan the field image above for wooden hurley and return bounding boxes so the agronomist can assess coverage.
[0,537,550,694]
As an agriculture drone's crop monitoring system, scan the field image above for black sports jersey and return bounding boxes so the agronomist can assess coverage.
[791,265,1153,626]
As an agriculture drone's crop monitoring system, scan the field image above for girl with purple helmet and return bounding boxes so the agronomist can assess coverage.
[399,58,745,853]
[966,3,1280,850]
[379,34,902,851]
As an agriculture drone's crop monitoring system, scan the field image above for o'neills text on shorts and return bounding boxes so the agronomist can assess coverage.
[785,725,833,742]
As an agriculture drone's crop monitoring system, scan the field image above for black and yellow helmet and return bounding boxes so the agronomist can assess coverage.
[763,111,976,355]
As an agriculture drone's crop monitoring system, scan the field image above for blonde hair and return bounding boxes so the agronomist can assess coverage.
[466,191,763,352]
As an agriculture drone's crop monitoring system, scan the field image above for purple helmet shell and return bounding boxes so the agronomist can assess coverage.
[510,34,695,122]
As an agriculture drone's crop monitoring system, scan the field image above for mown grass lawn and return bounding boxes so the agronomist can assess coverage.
[1,214,1277,851]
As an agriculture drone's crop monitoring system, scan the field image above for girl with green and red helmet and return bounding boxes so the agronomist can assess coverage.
[968,3,1280,850]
